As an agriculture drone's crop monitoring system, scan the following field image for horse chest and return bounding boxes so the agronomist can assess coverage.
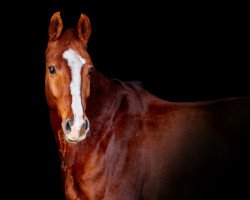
[63,160,143,199]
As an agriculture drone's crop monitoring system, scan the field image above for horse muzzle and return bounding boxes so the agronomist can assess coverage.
[62,118,90,143]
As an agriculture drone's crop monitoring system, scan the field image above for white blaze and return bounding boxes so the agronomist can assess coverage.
[63,48,86,132]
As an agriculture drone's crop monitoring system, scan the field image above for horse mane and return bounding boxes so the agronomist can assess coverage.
[111,79,143,93]
[109,79,149,116]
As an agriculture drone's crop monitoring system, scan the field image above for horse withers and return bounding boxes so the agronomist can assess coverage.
[45,12,250,200]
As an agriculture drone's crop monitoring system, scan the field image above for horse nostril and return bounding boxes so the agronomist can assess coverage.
[84,118,90,133]
[65,119,73,132]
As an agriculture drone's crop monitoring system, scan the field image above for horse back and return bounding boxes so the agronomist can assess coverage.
[136,96,250,199]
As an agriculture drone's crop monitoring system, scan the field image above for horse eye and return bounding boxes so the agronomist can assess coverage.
[88,68,94,75]
[48,66,56,75]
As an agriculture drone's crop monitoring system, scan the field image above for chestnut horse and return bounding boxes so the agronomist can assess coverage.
[45,12,250,200]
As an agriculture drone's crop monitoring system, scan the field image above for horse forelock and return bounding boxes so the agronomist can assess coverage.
[46,29,84,60]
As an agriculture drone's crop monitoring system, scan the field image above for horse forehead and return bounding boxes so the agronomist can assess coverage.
[62,48,86,67]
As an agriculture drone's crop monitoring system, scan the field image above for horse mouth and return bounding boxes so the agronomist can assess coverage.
[64,135,86,143]
[62,118,90,143]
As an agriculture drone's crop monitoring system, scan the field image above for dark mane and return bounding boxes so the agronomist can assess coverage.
[111,79,143,93]
[108,79,148,116]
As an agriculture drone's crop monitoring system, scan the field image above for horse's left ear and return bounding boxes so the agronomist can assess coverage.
[77,14,91,44]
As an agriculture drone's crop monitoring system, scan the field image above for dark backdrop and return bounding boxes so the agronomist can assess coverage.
[3,0,249,199]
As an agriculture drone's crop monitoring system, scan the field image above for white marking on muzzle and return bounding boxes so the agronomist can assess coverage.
[63,48,86,135]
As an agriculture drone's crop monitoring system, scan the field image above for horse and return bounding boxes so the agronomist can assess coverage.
[45,12,250,200]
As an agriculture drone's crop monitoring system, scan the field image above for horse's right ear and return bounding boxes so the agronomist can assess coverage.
[48,12,63,41]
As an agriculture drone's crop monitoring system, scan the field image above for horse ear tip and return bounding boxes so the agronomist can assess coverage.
[51,11,61,19]
[80,13,88,19]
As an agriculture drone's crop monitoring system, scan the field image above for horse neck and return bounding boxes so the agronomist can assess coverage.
[60,70,148,167]
[86,70,117,122]
[86,70,147,126]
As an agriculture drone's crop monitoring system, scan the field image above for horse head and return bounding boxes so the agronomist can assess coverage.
[45,12,94,143]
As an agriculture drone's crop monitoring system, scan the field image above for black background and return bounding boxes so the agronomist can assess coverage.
[2,0,249,199]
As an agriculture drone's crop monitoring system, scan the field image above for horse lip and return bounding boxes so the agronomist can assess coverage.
[63,130,88,143]
[64,136,83,143]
